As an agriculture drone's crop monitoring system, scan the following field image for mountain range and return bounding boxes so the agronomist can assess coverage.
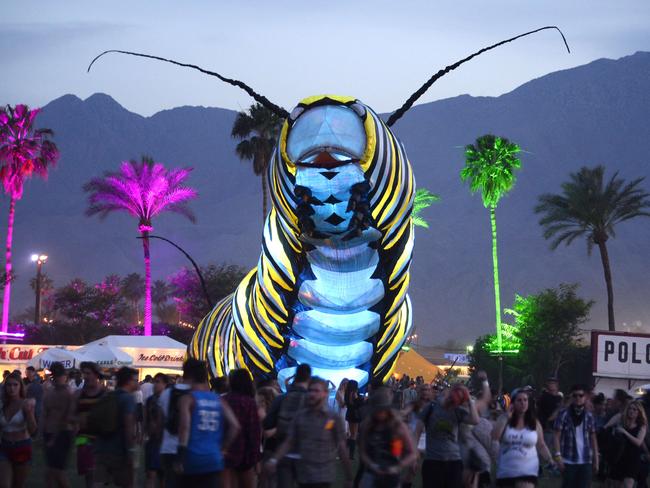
[4,50,650,345]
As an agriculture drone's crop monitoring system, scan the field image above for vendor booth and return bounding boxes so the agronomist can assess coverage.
[79,335,186,379]
[6,336,186,379]
[27,347,82,370]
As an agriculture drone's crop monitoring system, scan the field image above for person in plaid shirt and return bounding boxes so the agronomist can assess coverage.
[553,384,599,488]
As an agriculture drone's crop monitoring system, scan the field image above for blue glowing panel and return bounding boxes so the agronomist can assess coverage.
[287,105,366,162]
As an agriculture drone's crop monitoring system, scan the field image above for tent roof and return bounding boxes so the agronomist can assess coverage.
[393,348,441,382]
[82,335,186,350]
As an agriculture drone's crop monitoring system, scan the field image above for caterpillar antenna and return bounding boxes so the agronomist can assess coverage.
[87,50,289,119]
[386,26,570,127]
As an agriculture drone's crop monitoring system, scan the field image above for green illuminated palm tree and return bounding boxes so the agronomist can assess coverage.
[535,166,650,331]
[460,135,521,356]
[412,188,439,228]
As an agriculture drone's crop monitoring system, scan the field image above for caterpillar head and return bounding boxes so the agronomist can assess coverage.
[275,96,379,244]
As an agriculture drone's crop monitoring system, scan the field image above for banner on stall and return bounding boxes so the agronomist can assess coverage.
[121,347,185,369]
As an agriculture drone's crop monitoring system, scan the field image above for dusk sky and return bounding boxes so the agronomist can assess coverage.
[2,1,649,116]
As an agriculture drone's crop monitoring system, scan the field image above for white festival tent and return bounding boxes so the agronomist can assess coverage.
[28,347,83,371]
[75,343,134,368]
[78,335,186,378]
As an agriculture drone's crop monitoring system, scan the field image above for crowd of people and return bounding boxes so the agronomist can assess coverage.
[0,361,647,487]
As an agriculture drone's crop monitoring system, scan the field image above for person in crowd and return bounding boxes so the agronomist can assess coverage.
[24,366,43,425]
[141,375,154,404]
[537,376,562,448]
[344,379,364,460]
[403,381,419,408]
[492,388,555,487]
[74,361,105,488]
[2,371,10,383]
[41,362,75,488]
[416,383,479,487]
[210,376,229,395]
[133,382,144,444]
[330,378,348,418]
[175,358,240,486]
[553,384,599,488]
[158,368,191,488]
[222,368,261,488]
[358,387,417,488]
[262,363,311,487]
[462,373,496,488]
[0,372,37,488]
[265,377,353,488]
[592,393,607,430]
[604,400,648,487]
[68,370,84,391]
[93,366,139,488]
[608,389,632,421]
[144,373,168,488]
[256,386,279,488]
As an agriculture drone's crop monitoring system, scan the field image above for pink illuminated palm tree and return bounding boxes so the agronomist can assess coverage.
[84,156,197,335]
[0,104,59,333]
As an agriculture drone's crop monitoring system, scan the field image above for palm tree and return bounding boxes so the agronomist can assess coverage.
[0,104,59,333]
[535,166,650,331]
[231,103,282,220]
[121,273,145,324]
[411,188,439,228]
[84,156,197,336]
[460,134,522,361]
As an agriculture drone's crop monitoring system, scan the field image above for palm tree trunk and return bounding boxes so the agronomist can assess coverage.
[490,206,503,392]
[2,196,17,333]
[261,170,268,221]
[596,240,616,331]
[141,230,152,336]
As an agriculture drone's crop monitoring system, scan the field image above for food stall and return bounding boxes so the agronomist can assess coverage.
[78,335,186,380]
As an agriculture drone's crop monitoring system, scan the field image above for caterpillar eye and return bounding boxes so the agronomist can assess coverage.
[289,106,305,122]
[350,103,366,118]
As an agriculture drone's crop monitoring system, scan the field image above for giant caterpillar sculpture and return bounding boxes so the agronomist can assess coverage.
[89,27,569,388]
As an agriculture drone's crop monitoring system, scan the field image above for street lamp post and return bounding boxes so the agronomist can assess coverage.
[31,254,48,325]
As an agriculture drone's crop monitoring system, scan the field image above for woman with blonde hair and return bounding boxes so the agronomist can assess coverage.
[604,400,648,488]
[0,372,37,488]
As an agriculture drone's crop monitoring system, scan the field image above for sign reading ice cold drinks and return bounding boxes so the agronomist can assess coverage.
[592,331,650,380]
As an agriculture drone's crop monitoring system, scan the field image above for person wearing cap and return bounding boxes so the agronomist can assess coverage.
[358,387,416,488]
[265,376,353,488]
[74,361,105,488]
[41,362,76,488]
[553,384,599,488]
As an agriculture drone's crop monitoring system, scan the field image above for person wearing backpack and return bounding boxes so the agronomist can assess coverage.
[93,366,139,488]
[174,358,240,486]
[265,376,353,488]
[74,361,105,488]
[262,363,311,488]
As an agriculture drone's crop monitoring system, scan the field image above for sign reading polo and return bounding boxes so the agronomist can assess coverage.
[593,331,650,380]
